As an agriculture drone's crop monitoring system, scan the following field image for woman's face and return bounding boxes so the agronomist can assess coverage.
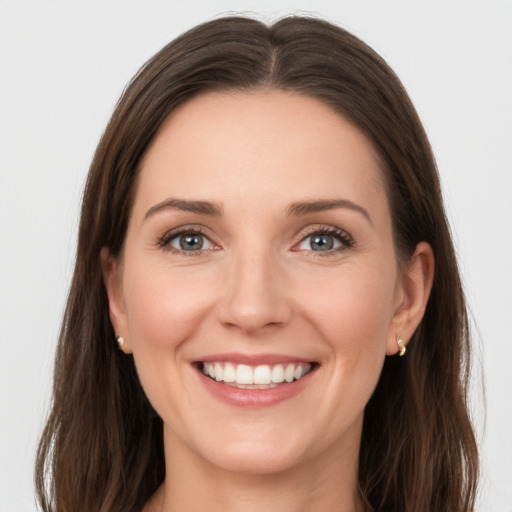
[103,91,415,475]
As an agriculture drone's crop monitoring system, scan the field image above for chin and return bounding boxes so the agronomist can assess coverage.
[208,442,307,476]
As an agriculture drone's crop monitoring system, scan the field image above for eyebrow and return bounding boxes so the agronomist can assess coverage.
[285,199,373,225]
[144,198,222,219]
[144,197,372,225]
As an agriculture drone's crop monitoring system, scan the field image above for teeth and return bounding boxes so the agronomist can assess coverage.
[271,364,285,383]
[254,365,271,385]
[284,364,295,383]
[235,364,253,384]
[214,363,223,381]
[201,361,313,386]
[223,362,235,383]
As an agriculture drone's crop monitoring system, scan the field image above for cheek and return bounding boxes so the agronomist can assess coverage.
[295,262,397,407]
[298,262,397,350]
[123,259,216,350]
[317,272,396,418]
[120,258,218,426]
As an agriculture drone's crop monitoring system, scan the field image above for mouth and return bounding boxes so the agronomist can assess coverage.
[196,361,317,389]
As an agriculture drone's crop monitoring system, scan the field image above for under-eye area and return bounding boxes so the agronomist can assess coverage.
[196,361,319,389]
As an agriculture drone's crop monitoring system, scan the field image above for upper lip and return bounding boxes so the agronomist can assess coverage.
[193,353,316,365]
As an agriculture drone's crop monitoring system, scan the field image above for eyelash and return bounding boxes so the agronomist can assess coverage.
[157,225,354,256]
[157,226,217,256]
[295,225,355,255]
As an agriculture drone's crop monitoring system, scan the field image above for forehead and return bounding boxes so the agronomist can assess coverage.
[134,90,387,218]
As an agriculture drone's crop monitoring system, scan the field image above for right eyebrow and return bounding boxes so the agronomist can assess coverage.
[285,198,373,226]
[144,198,223,220]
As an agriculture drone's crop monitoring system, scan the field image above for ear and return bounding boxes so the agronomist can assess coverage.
[386,241,435,355]
[100,247,132,353]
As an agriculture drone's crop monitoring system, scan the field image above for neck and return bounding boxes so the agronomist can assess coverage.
[146,423,364,512]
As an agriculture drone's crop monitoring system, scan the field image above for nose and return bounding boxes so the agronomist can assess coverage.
[217,247,292,335]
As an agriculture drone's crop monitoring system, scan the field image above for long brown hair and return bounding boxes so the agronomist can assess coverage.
[36,15,478,512]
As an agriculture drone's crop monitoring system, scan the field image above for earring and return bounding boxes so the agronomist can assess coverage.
[397,336,406,357]
[117,336,125,350]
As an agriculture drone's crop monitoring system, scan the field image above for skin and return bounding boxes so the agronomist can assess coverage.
[102,90,434,512]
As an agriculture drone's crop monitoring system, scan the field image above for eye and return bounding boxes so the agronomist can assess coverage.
[300,233,340,251]
[159,229,217,254]
[295,227,353,253]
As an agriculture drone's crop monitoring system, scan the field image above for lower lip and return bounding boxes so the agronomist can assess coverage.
[197,368,316,408]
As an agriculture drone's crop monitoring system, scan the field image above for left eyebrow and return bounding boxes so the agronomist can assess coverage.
[144,198,223,220]
[285,199,373,226]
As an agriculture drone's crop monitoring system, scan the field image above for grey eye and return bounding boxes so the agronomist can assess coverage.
[309,234,335,251]
[169,232,213,252]
[296,229,350,253]
[180,234,203,251]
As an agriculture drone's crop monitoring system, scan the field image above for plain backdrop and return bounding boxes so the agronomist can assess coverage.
[1,1,511,511]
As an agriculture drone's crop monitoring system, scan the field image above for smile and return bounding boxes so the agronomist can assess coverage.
[201,362,313,389]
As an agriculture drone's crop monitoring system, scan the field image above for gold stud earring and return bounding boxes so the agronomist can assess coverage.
[397,336,406,357]
[117,336,125,350]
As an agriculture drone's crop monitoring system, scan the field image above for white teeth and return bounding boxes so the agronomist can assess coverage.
[201,361,313,386]
[223,362,235,383]
[235,364,254,385]
[271,364,285,383]
[214,362,223,381]
[284,364,295,383]
[253,365,272,385]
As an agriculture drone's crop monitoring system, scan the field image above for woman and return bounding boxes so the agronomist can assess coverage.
[35,15,479,512]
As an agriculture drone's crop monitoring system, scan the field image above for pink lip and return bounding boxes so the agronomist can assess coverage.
[195,363,317,408]
[195,352,313,365]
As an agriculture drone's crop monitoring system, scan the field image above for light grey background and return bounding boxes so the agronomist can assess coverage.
[1,1,511,511]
